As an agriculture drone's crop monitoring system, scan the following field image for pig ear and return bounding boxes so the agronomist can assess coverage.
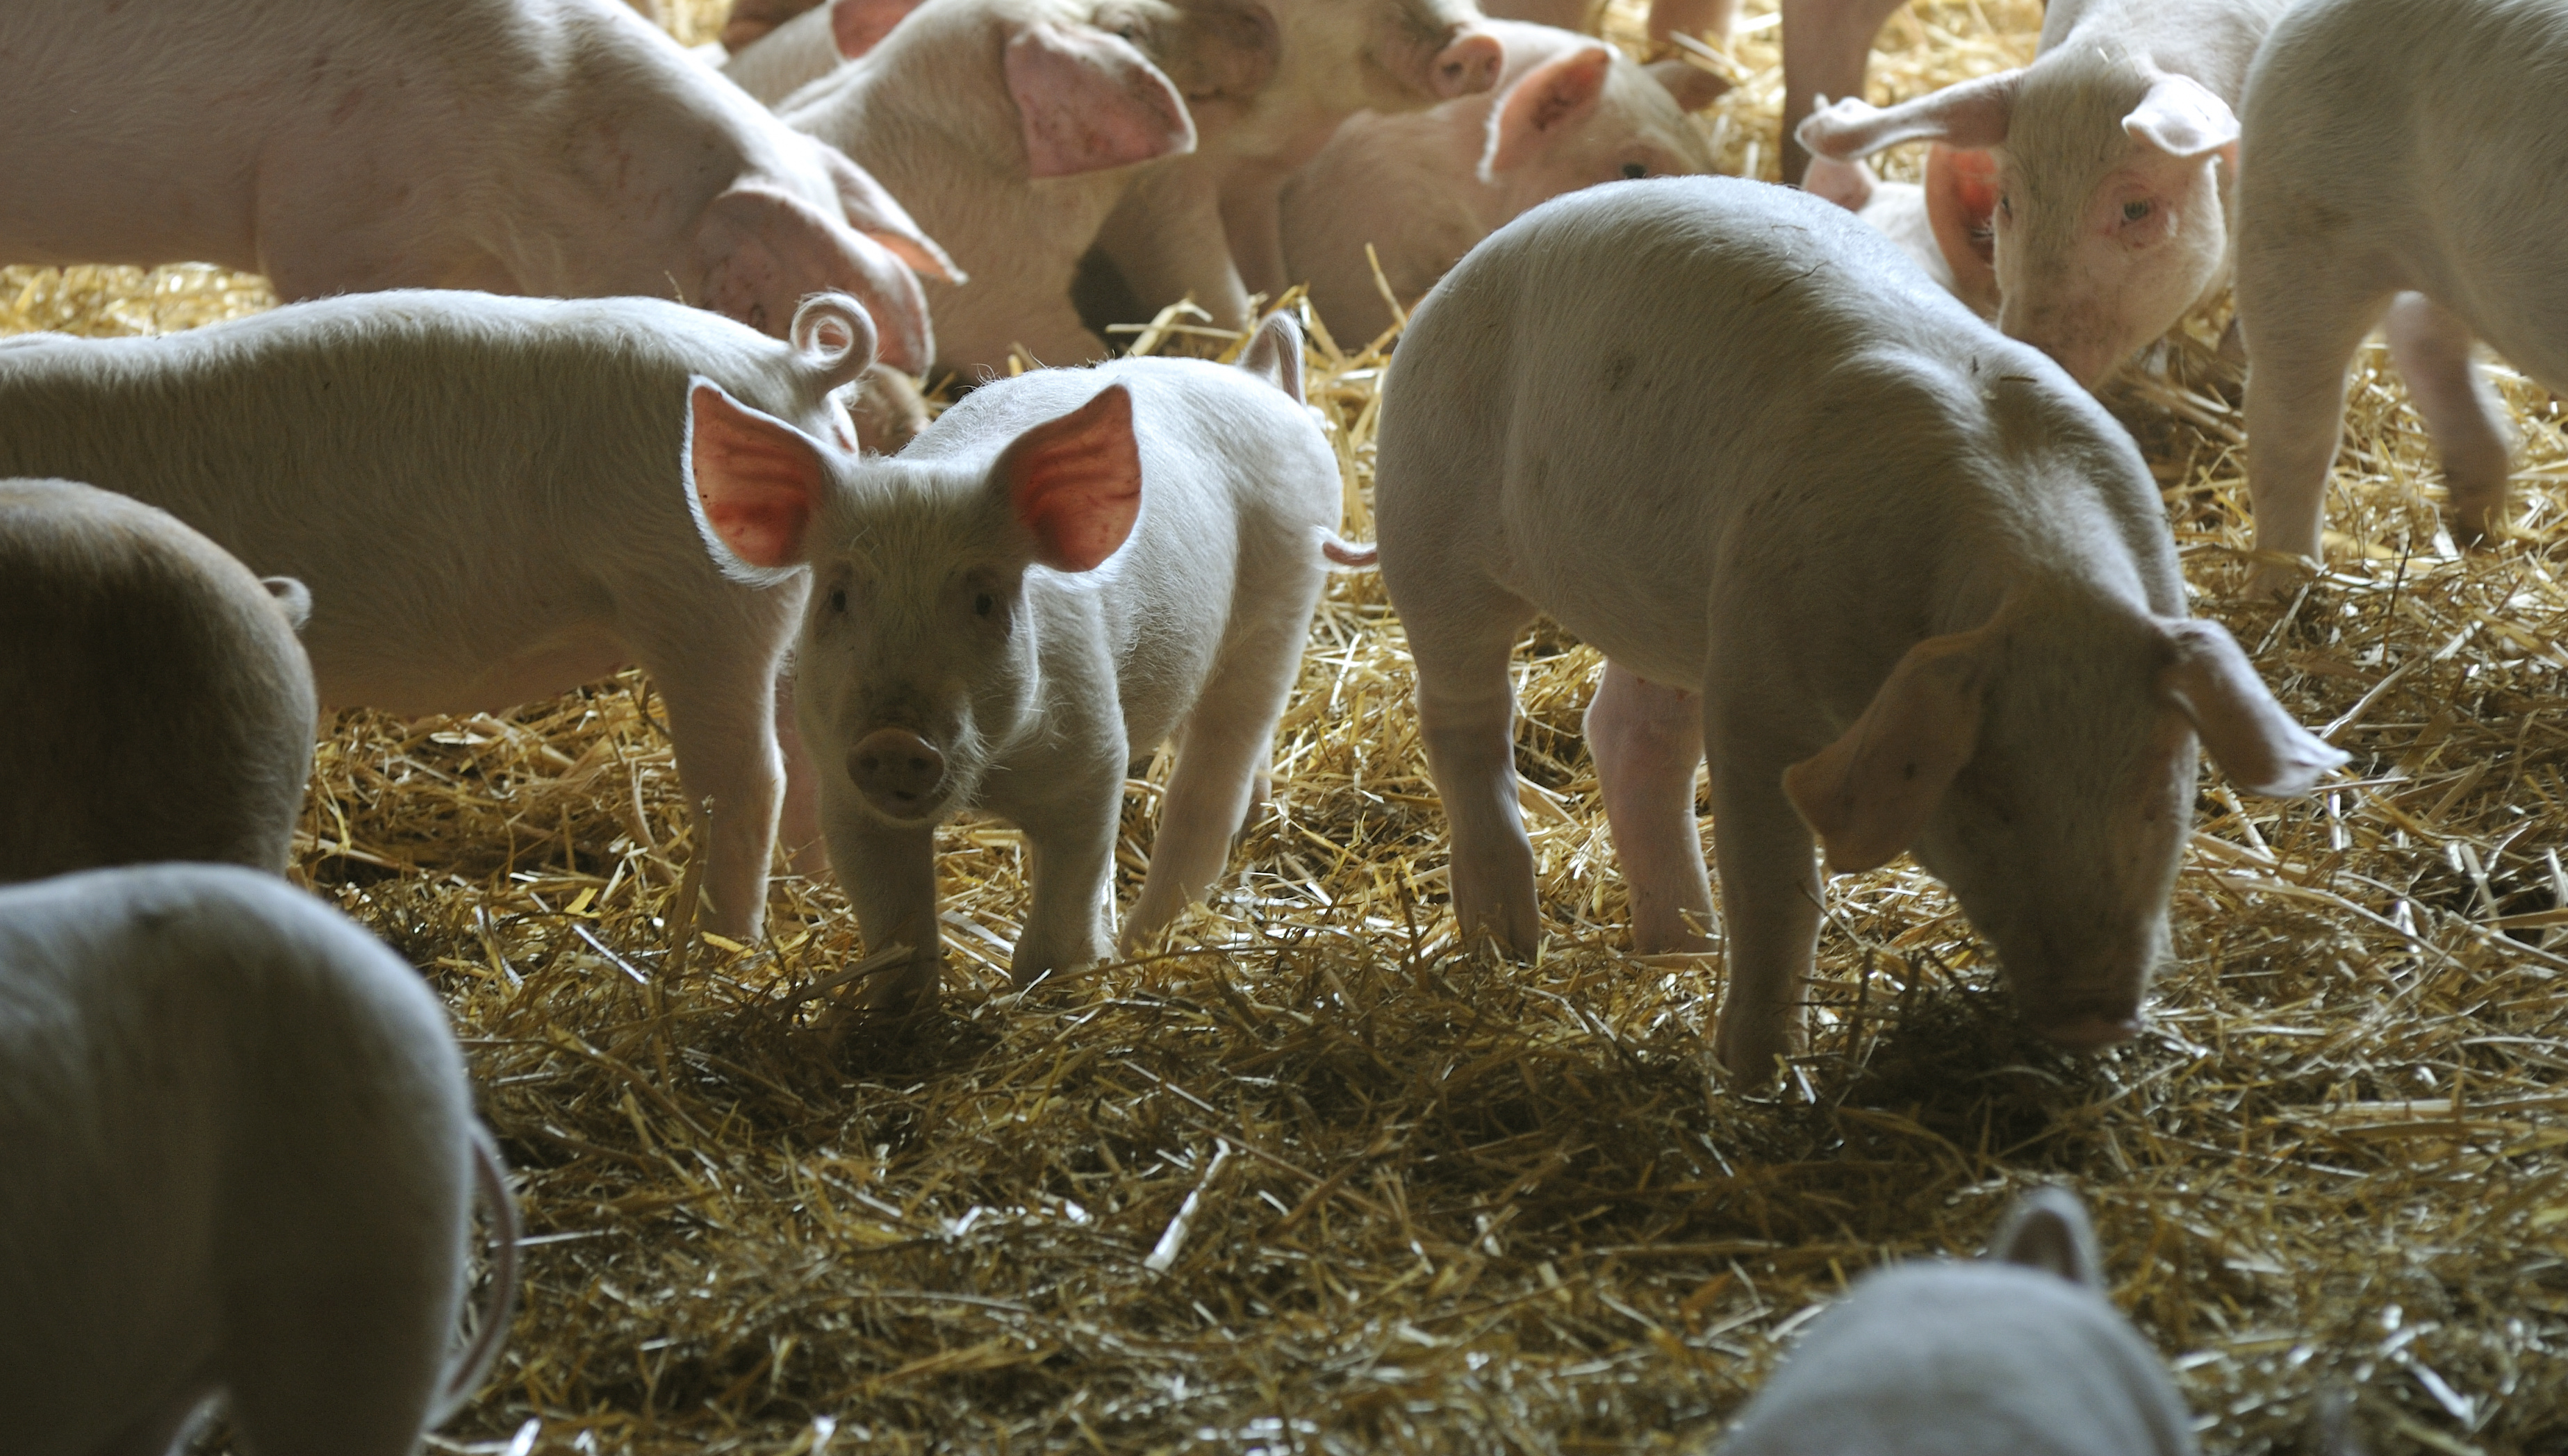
[2157,618,2347,796]
[830,0,921,57]
[1923,142,2000,301]
[687,379,834,579]
[2124,72,2239,160]
[261,577,313,633]
[1007,22,1198,179]
[1795,70,2022,161]
[998,385,1142,572]
[818,147,964,283]
[1801,154,1877,211]
[1236,311,1305,404]
[1644,57,1731,113]
[1781,622,1995,873]
[1988,1186,2103,1290]
[693,182,939,374]
[1483,45,1615,180]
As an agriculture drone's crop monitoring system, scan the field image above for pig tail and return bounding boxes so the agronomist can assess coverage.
[789,292,880,392]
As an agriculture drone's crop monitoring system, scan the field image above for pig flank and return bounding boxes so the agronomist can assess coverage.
[1281,19,1722,345]
[0,480,318,883]
[0,0,953,370]
[0,290,875,943]
[1373,179,2339,1076]
[0,865,515,1456]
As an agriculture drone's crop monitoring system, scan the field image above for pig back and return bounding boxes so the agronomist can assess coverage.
[0,479,318,882]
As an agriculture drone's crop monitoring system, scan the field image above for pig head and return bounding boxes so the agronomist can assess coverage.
[1782,588,2342,1052]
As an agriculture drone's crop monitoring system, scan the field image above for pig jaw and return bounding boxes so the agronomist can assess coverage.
[1909,628,2196,1051]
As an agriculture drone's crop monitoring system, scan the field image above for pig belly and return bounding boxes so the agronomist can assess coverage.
[306,626,632,718]
[1489,472,1717,690]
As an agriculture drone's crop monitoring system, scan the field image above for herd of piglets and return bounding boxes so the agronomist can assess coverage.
[3,0,2561,1445]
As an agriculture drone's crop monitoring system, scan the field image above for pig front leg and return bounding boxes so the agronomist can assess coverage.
[1096,163,1256,332]
[774,674,830,880]
[1219,170,1294,305]
[1010,761,1125,984]
[1587,662,1714,954]
[1406,585,1544,957]
[1704,697,1822,1081]
[642,653,786,943]
[2239,244,2396,596]
[2385,292,2517,549]
[821,791,944,1009]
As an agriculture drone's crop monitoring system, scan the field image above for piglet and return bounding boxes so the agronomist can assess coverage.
[0,290,882,942]
[1715,1187,2198,1455]
[1797,0,2285,386]
[0,863,518,1456]
[1803,148,2000,320]
[0,0,955,374]
[1278,19,1725,345]
[688,313,1347,1007]
[2237,0,2568,586]
[0,479,318,882]
[1374,178,2341,1077]
[777,0,1245,373]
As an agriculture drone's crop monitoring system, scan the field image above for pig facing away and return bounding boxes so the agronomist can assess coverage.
[779,0,1258,374]
[0,479,318,882]
[1092,0,1504,331]
[0,0,955,373]
[1278,19,1725,346]
[689,313,1344,1007]
[2237,0,2568,585]
[0,863,518,1456]
[1714,1187,2198,1455]
[1796,0,2286,387]
[1373,178,2341,1077]
[0,290,880,942]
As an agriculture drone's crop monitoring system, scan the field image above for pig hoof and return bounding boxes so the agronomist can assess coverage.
[2444,493,2510,552]
[2239,556,2314,602]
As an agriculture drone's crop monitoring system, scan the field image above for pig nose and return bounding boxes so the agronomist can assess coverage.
[1429,31,1503,99]
[2030,1010,2143,1052]
[848,728,946,816]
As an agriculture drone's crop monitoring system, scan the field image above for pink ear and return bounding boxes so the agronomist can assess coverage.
[818,147,963,283]
[689,381,830,570]
[1923,142,2000,309]
[829,0,921,57]
[1802,154,1877,211]
[999,386,1142,572]
[1781,624,1995,873]
[2124,72,2238,160]
[1795,69,2022,161]
[1484,45,1613,178]
[693,183,937,372]
[2157,618,2346,796]
[1006,22,1197,179]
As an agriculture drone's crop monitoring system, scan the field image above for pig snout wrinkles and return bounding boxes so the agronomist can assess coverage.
[850,727,948,816]
[1427,31,1504,98]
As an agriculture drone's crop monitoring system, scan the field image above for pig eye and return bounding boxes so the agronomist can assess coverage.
[828,588,847,613]
[1620,163,1647,180]
[2122,199,2151,222]
[974,593,996,618]
[1999,194,2014,219]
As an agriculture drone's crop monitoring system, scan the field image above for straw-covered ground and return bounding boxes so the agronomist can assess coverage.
[7,1,2567,1451]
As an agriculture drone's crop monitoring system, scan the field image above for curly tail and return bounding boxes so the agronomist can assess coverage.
[1318,529,1378,569]
[429,1123,522,1428]
[790,292,880,393]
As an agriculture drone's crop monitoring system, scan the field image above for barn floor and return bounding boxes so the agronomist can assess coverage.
[6,1,2566,1452]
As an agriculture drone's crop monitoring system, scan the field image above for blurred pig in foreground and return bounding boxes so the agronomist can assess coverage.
[0,479,317,882]
[1374,179,2340,1078]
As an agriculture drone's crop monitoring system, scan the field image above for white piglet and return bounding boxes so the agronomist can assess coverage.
[1279,19,1725,345]
[1374,179,2341,1077]
[688,313,1348,1007]
[0,863,517,1456]
[0,479,318,882]
[0,291,882,941]
[0,0,955,373]
[1715,1187,2198,1455]
[2237,0,2568,581]
[1796,0,2285,386]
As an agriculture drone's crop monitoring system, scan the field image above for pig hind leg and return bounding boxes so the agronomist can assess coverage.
[1122,595,1320,951]
[1587,662,1714,954]
[634,640,787,943]
[819,800,942,1009]
[1400,580,1544,957]
[2385,292,2516,549]
[2241,249,2398,594]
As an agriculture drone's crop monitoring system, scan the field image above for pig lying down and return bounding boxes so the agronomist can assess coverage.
[1278,18,1725,346]
[0,479,318,883]
[1374,177,2342,1077]
[690,313,1347,1008]
[0,290,881,942]
[0,864,517,1456]
[1714,1187,2199,1455]
[0,0,954,372]
[2237,0,2568,585]
[1797,0,2285,387]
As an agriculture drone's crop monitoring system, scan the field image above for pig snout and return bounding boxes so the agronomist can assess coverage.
[1426,29,1504,99]
[2030,1007,2143,1052]
[849,727,947,816]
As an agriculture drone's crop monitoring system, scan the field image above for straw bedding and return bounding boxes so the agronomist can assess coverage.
[5,1,2565,1451]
